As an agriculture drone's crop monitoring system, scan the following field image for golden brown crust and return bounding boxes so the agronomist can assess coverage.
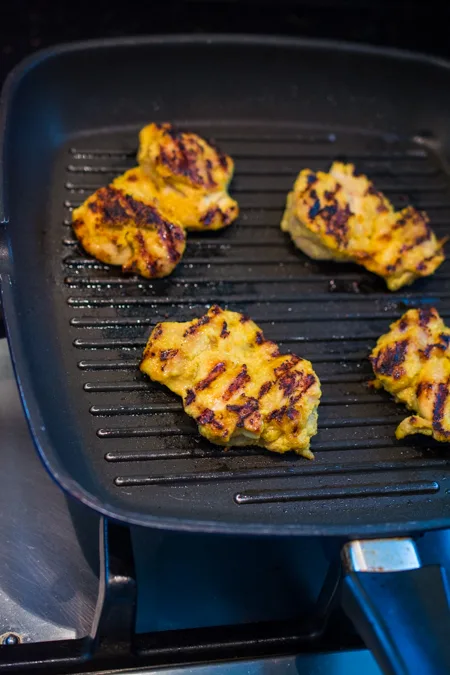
[140,305,321,457]
[72,181,186,279]
[370,308,450,442]
[281,162,445,290]
[137,123,239,231]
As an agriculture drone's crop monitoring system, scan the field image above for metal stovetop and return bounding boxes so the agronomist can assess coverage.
[0,339,98,644]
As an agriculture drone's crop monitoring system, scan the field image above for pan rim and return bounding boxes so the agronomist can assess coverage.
[4,32,450,83]
[1,34,449,536]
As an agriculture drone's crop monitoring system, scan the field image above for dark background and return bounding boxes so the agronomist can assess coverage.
[2,0,450,87]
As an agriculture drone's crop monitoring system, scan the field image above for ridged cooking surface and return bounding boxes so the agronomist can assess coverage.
[56,124,450,528]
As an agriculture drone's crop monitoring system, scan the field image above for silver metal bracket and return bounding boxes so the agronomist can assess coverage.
[342,538,421,573]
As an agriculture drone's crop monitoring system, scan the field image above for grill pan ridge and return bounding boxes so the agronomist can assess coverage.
[1,36,450,534]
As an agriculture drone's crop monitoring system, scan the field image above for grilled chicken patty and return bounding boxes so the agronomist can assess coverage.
[140,306,321,457]
[138,123,239,231]
[281,162,445,291]
[72,168,186,279]
[370,307,450,441]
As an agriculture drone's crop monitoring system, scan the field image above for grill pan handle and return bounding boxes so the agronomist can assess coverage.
[341,538,450,675]
[0,217,7,338]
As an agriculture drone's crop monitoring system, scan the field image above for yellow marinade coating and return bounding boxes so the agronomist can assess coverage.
[370,307,450,441]
[140,305,321,457]
[71,121,240,277]
[72,167,186,279]
[137,123,239,231]
[281,162,445,291]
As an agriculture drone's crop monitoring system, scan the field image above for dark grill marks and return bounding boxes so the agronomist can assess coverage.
[400,233,431,254]
[411,208,431,235]
[393,217,406,230]
[323,204,338,218]
[366,185,390,214]
[195,362,226,391]
[93,187,124,225]
[366,185,380,198]
[220,321,230,339]
[370,339,408,380]
[290,373,317,402]
[205,158,213,187]
[226,399,258,415]
[159,140,203,187]
[218,152,228,170]
[201,208,219,227]
[268,405,287,422]
[95,187,155,228]
[272,370,316,423]
[157,220,186,263]
[308,198,321,219]
[185,389,196,406]
[160,349,178,361]
[223,204,238,226]
[222,365,250,401]
[183,314,211,337]
[325,204,351,248]
[423,343,446,358]
[422,333,450,358]
[226,398,260,430]
[302,179,351,249]
[376,202,389,214]
[417,251,445,273]
[131,231,157,276]
[153,324,163,340]
[274,355,301,379]
[415,233,431,246]
[196,407,225,432]
[278,371,298,398]
[158,124,220,189]
[258,381,273,399]
[416,380,433,399]
[208,138,229,171]
[162,123,183,141]
[418,307,436,329]
[433,382,450,437]
[197,408,215,425]
[255,331,265,345]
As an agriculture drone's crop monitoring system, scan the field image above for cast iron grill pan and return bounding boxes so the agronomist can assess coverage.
[2,37,450,534]
[61,126,450,525]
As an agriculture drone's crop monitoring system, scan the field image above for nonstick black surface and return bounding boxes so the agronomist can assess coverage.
[1,36,450,534]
